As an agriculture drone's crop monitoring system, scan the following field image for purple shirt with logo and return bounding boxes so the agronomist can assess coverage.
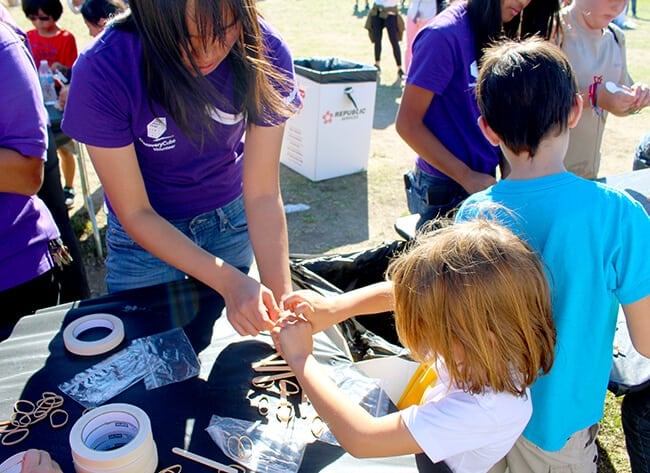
[0,22,59,291]
[407,2,499,179]
[62,19,300,220]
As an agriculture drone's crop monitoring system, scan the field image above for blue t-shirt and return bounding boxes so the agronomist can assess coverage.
[407,1,499,180]
[0,22,58,291]
[62,19,300,221]
[456,172,650,451]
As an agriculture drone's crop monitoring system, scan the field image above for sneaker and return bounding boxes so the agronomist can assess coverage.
[398,68,405,80]
[63,186,75,209]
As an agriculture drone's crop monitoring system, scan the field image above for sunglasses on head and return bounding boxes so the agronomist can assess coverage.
[29,14,52,21]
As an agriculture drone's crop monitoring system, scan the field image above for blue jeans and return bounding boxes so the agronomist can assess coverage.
[404,167,468,231]
[105,195,253,293]
[622,386,650,473]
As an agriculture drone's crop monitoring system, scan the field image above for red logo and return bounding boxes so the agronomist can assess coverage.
[322,111,333,124]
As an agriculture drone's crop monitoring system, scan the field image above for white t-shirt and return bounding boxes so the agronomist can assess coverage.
[400,364,532,473]
[375,0,399,7]
[407,0,437,22]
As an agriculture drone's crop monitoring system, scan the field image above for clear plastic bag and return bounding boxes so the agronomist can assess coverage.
[139,328,200,390]
[59,329,200,407]
[58,342,149,407]
[206,415,307,473]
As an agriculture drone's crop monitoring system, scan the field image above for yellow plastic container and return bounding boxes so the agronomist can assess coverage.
[396,364,438,409]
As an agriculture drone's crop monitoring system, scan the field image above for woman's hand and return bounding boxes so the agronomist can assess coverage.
[21,450,62,473]
[459,170,497,194]
[271,313,314,365]
[282,290,337,334]
[220,268,280,336]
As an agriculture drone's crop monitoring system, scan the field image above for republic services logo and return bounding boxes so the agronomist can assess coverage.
[322,111,334,124]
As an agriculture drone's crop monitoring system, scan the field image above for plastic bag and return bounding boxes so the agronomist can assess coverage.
[58,342,149,408]
[59,329,200,407]
[140,328,200,390]
[206,415,307,473]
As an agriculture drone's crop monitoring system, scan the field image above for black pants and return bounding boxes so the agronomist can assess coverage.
[415,453,453,473]
[0,270,60,342]
[37,127,91,302]
[370,13,402,66]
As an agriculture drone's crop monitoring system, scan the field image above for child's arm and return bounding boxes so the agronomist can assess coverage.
[623,294,650,358]
[282,281,394,333]
[272,315,422,458]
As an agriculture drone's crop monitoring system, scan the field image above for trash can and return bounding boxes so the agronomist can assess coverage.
[281,57,378,182]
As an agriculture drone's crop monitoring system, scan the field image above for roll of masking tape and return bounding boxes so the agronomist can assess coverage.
[69,403,157,473]
[0,451,27,473]
[63,313,125,356]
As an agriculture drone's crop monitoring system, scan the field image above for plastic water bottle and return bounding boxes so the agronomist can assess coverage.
[38,59,58,106]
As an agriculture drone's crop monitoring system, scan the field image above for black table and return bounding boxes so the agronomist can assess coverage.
[0,278,417,472]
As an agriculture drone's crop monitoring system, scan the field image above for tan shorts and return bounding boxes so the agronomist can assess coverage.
[488,424,599,473]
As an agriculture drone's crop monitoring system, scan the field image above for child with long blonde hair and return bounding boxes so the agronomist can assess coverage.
[273,219,556,473]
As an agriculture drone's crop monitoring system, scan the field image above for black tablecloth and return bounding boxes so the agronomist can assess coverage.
[0,278,416,471]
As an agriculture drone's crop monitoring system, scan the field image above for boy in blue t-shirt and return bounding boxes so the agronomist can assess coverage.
[456,38,650,472]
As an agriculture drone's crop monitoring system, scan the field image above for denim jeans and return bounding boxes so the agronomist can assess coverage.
[622,386,650,473]
[404,167,469,231]
[105,195,253,293]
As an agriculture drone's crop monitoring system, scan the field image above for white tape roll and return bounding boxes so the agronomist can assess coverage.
[63,313,125,356]
[69,403,157,473]
[0,451,26,473]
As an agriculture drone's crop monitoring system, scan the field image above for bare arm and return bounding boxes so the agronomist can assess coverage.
[242,123,292,305]
[395,84,495,194]
[86,143,277,336]
[623,295,650,358]
[272,317,422,458]
[283,281,394,333]
[0,148,44,196]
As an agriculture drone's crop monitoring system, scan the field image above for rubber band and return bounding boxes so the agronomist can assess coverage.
[257,396,270,417]
[278,379,300,396]
[275,403,293,423]
[228,465,247,472]
[1,427,29,446]
[311,416,325,438]
[10,412,32,427]
[49,409,68,429]
[227,435,253,459]
[13,399,35,416]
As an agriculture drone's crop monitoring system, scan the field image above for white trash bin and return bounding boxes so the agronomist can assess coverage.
[281,58,378,182]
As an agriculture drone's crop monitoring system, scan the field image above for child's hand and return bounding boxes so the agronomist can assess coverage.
[632,83,650,111]
[271,313,314,365]
[21,450,63,473]
[599,84,636,116]
[282,290,336,333]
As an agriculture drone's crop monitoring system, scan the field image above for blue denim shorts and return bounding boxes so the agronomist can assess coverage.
[105,195,253,293]
[403,167,468,230]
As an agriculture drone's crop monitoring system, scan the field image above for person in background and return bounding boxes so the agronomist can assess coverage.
[22,0,79,209]
[632,132,650,171]
[275,219,556,473]
[404,0,437,74]
[456,38,650,472]
[79,0,126,37]
[355,0,370,13]
[560,0,649,179]
[0,16,65,340]
[63,0,300,336]
[365,0,405,79]
[397,0,560,230]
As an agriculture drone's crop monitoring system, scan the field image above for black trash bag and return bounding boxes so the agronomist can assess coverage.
[290,240,409,361]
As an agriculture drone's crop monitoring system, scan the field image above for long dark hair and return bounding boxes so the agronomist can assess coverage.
[80,0,126,26]
[466,0,560,63]
[114,0,294,139]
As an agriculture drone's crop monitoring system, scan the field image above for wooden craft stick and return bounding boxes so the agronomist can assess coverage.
[172,447,239,473]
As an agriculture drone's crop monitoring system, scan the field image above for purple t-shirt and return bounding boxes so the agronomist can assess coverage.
[0,22,59,291]
[407,2,499,179]
[62,19,300,221]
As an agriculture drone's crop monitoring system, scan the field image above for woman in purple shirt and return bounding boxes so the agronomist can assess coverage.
[63,0,300,336]
[396,0,560,230]
[0,20,62,339]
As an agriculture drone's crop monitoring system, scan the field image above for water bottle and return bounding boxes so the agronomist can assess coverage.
[38,59,58,106]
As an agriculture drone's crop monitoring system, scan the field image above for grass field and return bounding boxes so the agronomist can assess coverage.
[4,1,650,471]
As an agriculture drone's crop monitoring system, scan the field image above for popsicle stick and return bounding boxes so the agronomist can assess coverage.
[172,447,239,473]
